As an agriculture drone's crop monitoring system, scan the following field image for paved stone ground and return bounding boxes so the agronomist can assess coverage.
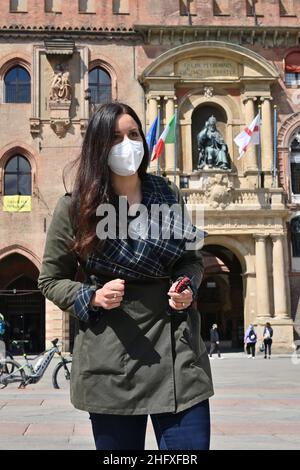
[0,351,299,450]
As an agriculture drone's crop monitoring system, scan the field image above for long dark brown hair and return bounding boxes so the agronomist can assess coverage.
[63,102,149,261]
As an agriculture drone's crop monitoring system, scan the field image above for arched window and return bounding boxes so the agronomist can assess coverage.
[4,66,31,103]
[88,67,112,105]
[290,134,300,201]
[285,52,300,87]
[4,155,32,195]
[291,216,300,258]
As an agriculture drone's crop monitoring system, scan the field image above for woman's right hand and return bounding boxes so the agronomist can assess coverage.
[90,278,125,310]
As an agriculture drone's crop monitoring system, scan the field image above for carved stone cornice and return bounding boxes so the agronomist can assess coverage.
[134,25,300,48]
[44,39,75,56]
[0,24,299,48]
[0,26,140,42]
[190,212,288,236]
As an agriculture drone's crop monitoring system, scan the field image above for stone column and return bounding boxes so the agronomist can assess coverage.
[164,95,176,173]
[147,96,160,132]
[260,97,273,174]
[271,234,290,319]
[253,234,272,319]
[243,97,258,172]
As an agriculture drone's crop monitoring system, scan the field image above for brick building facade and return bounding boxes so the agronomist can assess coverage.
[0,0,299,353]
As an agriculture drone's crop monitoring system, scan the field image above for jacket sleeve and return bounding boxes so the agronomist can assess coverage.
[37,195,102,322]
[167,180,205,300]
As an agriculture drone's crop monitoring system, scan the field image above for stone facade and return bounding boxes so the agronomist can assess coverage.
[0,1,299,353]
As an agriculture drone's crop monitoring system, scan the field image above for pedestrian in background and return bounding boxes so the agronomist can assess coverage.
[263,322,273,359]
[244,324,257,359]
[209,324,222,359]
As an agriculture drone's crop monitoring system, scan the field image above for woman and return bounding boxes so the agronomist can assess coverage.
[263,322,273,359]
[38,102,214,450]
[244,324,257,359]
[209,323,222,359]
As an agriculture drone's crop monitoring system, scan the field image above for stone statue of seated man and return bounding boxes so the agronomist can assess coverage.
[197,115,230,170]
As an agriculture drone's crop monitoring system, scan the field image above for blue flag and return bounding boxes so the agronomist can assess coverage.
[146,116,159,158]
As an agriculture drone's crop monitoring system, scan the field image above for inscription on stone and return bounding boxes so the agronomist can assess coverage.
[176,59,238,79]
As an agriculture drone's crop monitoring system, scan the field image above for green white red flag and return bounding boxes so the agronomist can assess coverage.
[151,114,176,162]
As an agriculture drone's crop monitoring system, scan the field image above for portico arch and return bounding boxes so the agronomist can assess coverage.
[0,250,45,354]
[203,235,250,273]
[140,41,279,82]
[197,235,255,349]
[199,243,244,349]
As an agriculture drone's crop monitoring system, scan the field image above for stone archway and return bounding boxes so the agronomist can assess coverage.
[198,244,244,350]
[0,252,45,354]
[277,113,300,198]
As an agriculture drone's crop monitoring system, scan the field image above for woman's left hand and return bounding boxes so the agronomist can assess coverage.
[167,281,193,310]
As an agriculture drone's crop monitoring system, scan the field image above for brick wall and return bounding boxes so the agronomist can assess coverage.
[2,0,300,28]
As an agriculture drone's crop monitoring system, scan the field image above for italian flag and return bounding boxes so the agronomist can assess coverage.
[151,114,176,162]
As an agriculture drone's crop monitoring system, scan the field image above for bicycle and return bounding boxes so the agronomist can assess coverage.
[0,338,15,374]
[0,338,72,390]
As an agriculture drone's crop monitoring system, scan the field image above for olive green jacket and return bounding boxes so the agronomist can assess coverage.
[38,178,214,415]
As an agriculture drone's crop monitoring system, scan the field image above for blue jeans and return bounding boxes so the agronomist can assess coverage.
[89,399,210,450]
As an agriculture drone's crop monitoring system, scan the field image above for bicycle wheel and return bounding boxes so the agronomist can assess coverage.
[0,360,25,388]
[52,359,72,390]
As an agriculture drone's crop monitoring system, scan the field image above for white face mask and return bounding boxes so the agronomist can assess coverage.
[108,137,144,176]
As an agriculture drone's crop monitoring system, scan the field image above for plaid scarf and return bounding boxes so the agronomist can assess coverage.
[74,173,204,321]
[86,173,202,280]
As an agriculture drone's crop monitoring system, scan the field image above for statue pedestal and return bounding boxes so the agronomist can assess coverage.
[188,169,237,190]
[49,99,71,138]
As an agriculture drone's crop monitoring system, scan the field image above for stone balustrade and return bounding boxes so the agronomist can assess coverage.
[180,187,286,209]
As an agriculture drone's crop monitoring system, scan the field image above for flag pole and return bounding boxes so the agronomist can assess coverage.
[258,104,262,188]
[156,104,161,176]
[174,103,178,184]
[272,105,278,188]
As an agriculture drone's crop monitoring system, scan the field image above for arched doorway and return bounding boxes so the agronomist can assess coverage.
[0,253,45,354]
[198,245,244,350]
